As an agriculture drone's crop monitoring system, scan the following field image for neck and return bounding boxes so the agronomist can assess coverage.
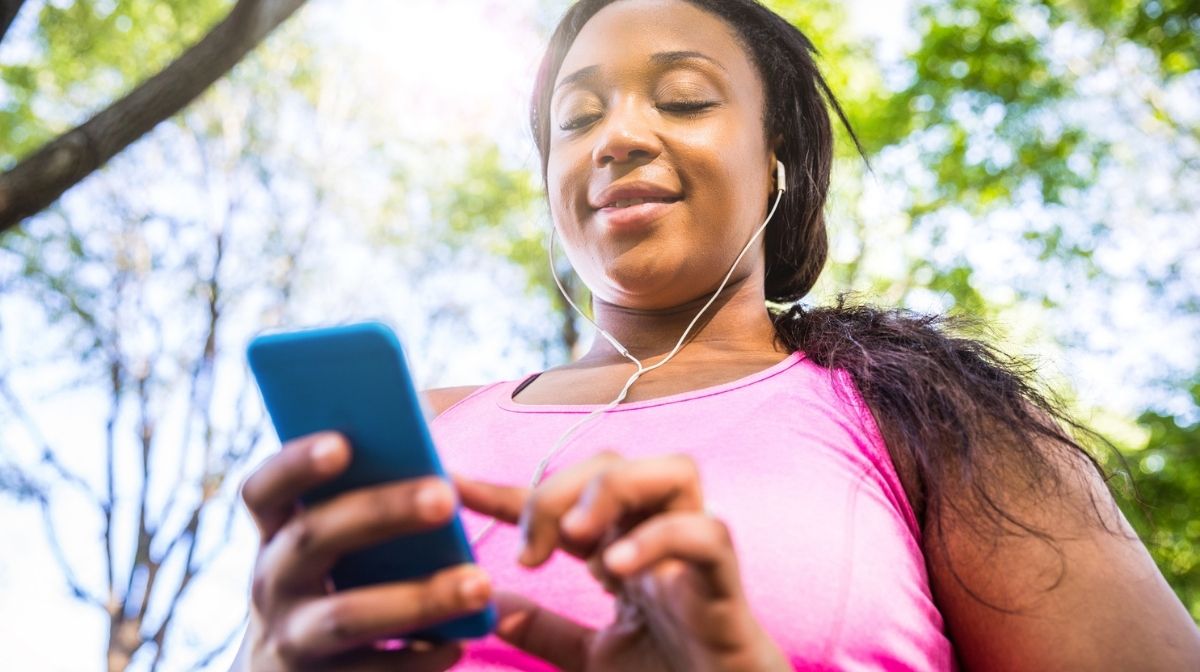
[579,271,784,366]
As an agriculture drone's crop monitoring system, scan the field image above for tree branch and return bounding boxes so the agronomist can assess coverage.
[0,0,309,232]
[0,372,108,509]
[185,613,248,672]
[145,503,204,672]
[0,0,26,46]
[38,493,107,610]
[103,356,122,608]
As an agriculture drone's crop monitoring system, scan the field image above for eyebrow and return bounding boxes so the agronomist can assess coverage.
[553,50,727,94]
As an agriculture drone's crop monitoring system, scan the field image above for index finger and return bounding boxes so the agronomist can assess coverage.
[558,454,704,550]
[241,432,351,540]
[453,475,527,524]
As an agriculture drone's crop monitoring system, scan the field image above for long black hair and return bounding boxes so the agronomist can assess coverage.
[530,0,1122,602]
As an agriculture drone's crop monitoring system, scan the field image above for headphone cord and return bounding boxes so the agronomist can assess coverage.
[469,181,786,546]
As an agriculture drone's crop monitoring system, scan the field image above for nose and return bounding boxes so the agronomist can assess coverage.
[591,95,663,169]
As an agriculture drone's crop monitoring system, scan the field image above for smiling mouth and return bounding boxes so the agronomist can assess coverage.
[599,196,681,210]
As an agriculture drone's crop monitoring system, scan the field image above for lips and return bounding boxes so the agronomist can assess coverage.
[590,181,683,211]
[602,196,680,209]
[589,180,683,232]
[594,198,680,231]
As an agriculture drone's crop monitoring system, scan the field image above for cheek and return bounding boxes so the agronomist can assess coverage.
[686,147,757,243]
[546,150,597,267]
[546,151,581,230]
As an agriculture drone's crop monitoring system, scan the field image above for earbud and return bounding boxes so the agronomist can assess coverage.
[470,154,791,547]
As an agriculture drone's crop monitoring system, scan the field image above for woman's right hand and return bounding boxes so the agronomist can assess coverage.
[234,432,492,671]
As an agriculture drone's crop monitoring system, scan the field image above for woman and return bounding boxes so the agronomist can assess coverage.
[233,0,1200,669]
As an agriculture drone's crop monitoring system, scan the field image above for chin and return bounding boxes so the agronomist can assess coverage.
[595,255,701,309]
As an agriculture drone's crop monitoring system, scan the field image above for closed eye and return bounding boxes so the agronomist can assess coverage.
[558,101,718,132]
[658,100,718,113]
[559,113,600,131]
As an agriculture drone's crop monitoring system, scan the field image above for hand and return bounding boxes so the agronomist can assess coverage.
[457,452,790,672]
[236,432,490,671]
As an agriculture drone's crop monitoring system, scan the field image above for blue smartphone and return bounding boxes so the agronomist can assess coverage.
[246,321,495,641]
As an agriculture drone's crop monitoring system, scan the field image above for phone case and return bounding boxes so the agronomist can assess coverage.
[247,321,496,641]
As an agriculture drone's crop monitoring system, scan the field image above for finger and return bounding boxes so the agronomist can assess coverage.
[602,512,742,600]
[519,451,624,567]
[280,564,491,660]
[454,475,528,525]
[559,454,704,549]
[493,591,594,672]
[321,642,462,672]
[241,432,351,540]
[266,476,458,588]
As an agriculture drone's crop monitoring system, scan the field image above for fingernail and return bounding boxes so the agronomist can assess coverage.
[459,571,490,606]
[311,436,342,472]
[604,540,637,571]
[561,507,588,535]
[517,542,535,567]
[417,481,454,520]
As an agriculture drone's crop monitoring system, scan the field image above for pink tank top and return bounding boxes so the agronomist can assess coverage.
[431,351,955,670]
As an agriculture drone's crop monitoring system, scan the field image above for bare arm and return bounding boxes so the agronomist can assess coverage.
[424,385,484,418]
[928,446,1200,670]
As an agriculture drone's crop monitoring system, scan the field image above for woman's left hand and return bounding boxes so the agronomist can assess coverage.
[456,452,790,672]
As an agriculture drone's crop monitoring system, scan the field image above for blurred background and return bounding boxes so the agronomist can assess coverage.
[0,0,1196,669]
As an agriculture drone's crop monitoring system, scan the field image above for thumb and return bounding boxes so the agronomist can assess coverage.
[494,591,595,672]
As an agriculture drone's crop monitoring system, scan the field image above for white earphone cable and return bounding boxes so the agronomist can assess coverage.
[469,165,786,546]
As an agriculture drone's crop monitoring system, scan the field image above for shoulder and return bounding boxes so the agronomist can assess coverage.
[928,438,1200,669]
[424,385,485,418]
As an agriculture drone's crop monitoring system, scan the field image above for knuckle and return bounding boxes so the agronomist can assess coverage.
[272,625,306,665]
[281,515,318,556]
[595,449,623,463]
[668,453,700,480]
[268,613,309,664]
[418,573,461,623]
[707,517,733,546]
[594,466,622,493]
[365,486,400,530]
[314,598,359,643]
[526,487,552,518]
[654,558,690,586]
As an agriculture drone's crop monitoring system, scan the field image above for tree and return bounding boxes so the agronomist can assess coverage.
[0,11,342,665]
[1,1,25,43]
[1126,380,1200,622]
[843,0,1200,619]
[432,143,586,363]
[0,0,309,233]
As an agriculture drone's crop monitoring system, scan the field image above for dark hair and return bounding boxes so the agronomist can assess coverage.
[531,0,1120,605]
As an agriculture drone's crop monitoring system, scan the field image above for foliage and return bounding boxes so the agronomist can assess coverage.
[1,0,233,165]
[1124,381,1200,620]
[431,142,586,361]
[850,0,1200,620]
[1062,0,1200,78]
[1,4,1197,671]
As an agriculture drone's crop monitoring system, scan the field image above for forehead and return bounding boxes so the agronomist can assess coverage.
[556,0,762,96]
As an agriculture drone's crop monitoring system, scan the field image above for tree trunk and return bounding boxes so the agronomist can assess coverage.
[0,0,308,233]
[106,610,140,672]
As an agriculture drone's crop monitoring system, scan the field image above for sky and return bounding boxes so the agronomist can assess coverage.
[2,0,1194,669]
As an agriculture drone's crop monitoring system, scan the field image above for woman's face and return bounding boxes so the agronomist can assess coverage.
[547,0,777,311]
